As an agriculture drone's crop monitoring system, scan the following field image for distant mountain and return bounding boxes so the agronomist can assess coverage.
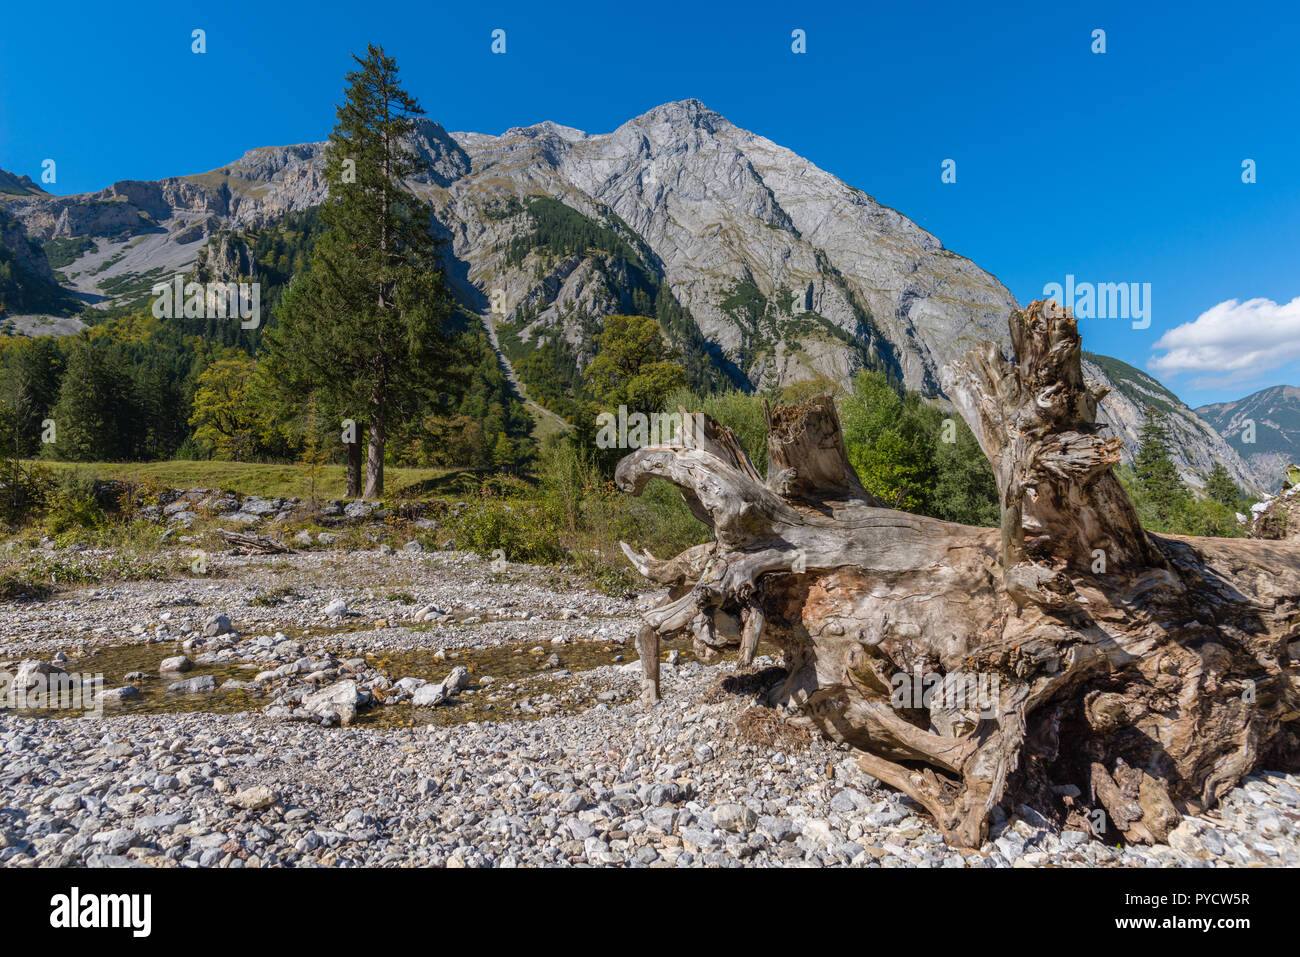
[1197,385,1300,492]
[0,99,1262,491]
[1081,352,1260,493]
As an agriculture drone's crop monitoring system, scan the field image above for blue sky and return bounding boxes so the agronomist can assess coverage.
[3,0,1297,406]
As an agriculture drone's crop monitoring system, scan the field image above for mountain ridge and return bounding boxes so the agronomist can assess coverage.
[1197,384,1300,492]
[0,99,1264,492]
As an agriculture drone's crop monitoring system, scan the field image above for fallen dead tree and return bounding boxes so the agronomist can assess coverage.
[615,299,1300,848]
[217,529,294,554]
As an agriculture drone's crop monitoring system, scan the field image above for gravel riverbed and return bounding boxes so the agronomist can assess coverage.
[2,547,1297,868]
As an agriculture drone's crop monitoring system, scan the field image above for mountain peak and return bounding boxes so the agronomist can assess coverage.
[631,98,726,127]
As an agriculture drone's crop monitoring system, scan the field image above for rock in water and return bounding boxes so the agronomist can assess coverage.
[13,659,69,690]
[100,685,141,705]
[442,666,470,694]
[411,683,447,707]
[159,655,193,674]
[304,679,360,725]
[167,675,216,694]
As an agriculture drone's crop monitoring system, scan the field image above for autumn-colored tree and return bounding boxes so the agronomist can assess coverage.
[189,354,284,461]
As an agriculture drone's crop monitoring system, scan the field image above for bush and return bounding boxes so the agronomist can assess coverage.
[43,471,105,534]
[0,459,54,525]
[1176,498,1247,537]
[841,371,998,525]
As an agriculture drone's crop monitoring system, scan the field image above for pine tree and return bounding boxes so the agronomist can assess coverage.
[1134,406,1191,522]
[45,339,131,462]
[264,44,456,498]
[1204,461,1243,509]
[5,337,64,456]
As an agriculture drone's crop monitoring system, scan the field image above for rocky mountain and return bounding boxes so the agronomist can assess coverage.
[1078,352,1259,493]
[0,99,1261,491]
[1197,385,1300,492]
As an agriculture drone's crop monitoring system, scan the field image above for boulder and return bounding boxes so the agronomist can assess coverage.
[411,683,447,707]
[442,665,470,694]
[303,679,361,725]
[100,685,141,705]
[158,655,193,674]
[229,786,279,811]
[167,675,216,693]
[203,614,233,637]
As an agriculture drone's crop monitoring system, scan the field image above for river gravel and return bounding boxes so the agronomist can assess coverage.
[2,547,1297,868]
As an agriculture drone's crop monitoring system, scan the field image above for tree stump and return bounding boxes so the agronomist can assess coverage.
[615,299,1300,848]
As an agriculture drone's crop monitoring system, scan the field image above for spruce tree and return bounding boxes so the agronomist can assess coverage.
[6,337,64,457]
[1204,461,1243,509]
[1134,406,1191,522]
[264,44,455,498]
[46,339,131,462]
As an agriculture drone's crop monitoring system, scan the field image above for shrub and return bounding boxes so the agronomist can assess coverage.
[44,471,105,535]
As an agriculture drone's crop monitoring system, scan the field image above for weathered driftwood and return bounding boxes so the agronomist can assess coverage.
[615,299,1300,848]
[217,529,293,554]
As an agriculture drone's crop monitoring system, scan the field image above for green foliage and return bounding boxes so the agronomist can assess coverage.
[389,325,533,471]
[1177,497,1247,537]
[0,209,78,317]
[188,353,292,461]
[1117,464,1247,537]
[44,337,133,461]
[840,370,999,526]
[42,236,98,270]
[0,457,53,525]
[1134,406,1192,523]
[1204,461,1245,510]
[227,207,322,316]
[0,335,64,456]
[505,195,644,267]
[262,43,458,494]
[583,314,688,411]
[451,435,707,593]
[720,279,767,329]
[513,332,584,420]
[503,195,725,394]
[43,471,105,534]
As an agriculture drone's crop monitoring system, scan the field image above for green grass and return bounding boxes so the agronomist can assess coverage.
[32,460,464,500]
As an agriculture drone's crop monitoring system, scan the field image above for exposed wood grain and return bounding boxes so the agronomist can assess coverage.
[615,299,1300,847]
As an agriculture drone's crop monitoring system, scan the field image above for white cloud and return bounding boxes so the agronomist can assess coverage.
[1148,297,1300,384]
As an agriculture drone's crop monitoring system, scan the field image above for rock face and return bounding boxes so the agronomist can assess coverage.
[0,100,1257,489]
[1197,384,1300,492]
[1082,353,1261,493]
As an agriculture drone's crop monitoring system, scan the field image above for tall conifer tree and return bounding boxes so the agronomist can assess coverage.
[265,44,455,497]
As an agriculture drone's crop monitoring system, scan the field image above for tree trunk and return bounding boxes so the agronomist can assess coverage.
[347,423,364,499]
[364,405,385,500]
[615,299,1300,849]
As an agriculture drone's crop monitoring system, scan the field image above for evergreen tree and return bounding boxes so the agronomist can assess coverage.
[263,44,456,498]
[1134,406,1191,521]
[1204,461,1243,509]
[3,337,64,456]
[45,338,131,462]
